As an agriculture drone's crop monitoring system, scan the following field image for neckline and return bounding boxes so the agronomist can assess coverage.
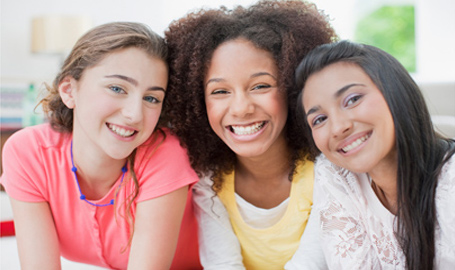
[359,173,395,222]
[229,161,307,231]
[235,192,290,213]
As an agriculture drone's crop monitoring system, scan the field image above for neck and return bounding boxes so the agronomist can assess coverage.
[70,140,127,205]
[369,159,398,214]
[234,135,293,209]
[235,135,292,183]
[71,138,127,186]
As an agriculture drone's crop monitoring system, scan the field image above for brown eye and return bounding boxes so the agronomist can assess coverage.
[344,94,363,107]
[212,89,229,95]
[312,115,327,127]
[252,84,270,90]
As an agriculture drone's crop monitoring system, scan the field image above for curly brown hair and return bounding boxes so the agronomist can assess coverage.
[164,0,337,191]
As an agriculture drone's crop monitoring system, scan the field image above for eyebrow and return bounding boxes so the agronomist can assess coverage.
[205,72,277,88]
[305,83,364,118]
[251,72,277,80]
[105,74,165,92]
[334,83,364,98]
[205,78,225,88]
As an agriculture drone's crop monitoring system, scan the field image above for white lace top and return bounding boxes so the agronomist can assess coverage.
[287,154,455,270]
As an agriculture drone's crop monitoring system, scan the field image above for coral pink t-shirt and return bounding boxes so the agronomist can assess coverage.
[1,124,201,269]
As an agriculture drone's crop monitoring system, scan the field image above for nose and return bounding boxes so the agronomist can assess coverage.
[330,113,352,138]
[122,97,143,124]
[228,91,254,117]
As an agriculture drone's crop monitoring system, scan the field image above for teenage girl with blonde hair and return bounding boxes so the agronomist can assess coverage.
[1,22,201,270]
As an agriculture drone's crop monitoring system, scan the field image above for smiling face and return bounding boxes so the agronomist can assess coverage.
[62,47,168,162]
[204,39,288,159]
[302,62,396,174]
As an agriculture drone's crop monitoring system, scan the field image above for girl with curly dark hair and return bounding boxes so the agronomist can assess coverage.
[164,1,337,268]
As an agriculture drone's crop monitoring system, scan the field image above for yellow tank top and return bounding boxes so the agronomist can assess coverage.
[217,160,314,270]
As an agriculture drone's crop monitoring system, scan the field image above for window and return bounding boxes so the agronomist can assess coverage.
[354,5,416,72]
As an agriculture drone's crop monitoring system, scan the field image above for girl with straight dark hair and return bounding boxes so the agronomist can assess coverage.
[290,40,455,270]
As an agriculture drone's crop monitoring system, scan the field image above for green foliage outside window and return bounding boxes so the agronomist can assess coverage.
[355,5,416,72]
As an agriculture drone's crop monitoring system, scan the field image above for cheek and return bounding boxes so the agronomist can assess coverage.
[272,104,288,128]
[205,100,221,131]
[277,100,288,120]
[311,128,328,152]
[78,96,111,117]
[382,112,395,143]
[145,108,162,128]
[269,91,288,123]
[368,101,394,131]
[363,93,390,116]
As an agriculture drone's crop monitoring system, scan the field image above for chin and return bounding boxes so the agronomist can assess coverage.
[234,148,268,159]
[108,150,134,160]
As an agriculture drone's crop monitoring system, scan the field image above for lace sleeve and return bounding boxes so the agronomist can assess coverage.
[313,155,404,270]
[434,154,455,268]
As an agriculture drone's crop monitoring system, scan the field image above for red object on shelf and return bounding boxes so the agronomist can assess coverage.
[0,220,15,237]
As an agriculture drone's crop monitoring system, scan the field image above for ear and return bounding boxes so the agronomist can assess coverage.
[58,76,77,109]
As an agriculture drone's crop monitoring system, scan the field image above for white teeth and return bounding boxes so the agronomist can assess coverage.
[342,134,370,153]
[231,122,265,135]
[108,124,135,137]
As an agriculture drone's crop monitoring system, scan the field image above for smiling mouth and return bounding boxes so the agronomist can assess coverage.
[340,133,371,153]
[107,123,136,138]
[229,121,266,135]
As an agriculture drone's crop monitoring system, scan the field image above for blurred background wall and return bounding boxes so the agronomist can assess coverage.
[1,0,453,81]
[1,0,454,127]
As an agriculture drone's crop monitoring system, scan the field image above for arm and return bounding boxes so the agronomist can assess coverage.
[284,203,327,270]
[193,177,245,270]
[127,186,188,270]
[10,198,61,270]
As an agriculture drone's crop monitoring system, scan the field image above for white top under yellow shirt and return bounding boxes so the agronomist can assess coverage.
[217,160,314,270]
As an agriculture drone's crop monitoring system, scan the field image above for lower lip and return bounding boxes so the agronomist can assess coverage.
[229,122,268,142]
[339,134,371,156]
[106,124,137,142]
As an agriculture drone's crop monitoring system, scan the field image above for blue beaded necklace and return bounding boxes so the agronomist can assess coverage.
[70,141,127,207]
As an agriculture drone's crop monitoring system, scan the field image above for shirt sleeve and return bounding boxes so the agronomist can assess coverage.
[285,157,328,270]
[192,175,245,270]
[435,154,455,268]
[0,128,48,202]
[134,130,199,202]
[308,155,391,269]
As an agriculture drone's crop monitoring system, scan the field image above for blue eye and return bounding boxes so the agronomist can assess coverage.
[144,96,160,103]
[109,85,125,94]
[344,94,363,107]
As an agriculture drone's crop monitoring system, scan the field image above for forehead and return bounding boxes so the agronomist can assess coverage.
[206,39,278,78]
[84,48,165,74]
[304,62,370,93]
[308,62,370,86]
[302,62,381,107]
[77,47,168,87]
